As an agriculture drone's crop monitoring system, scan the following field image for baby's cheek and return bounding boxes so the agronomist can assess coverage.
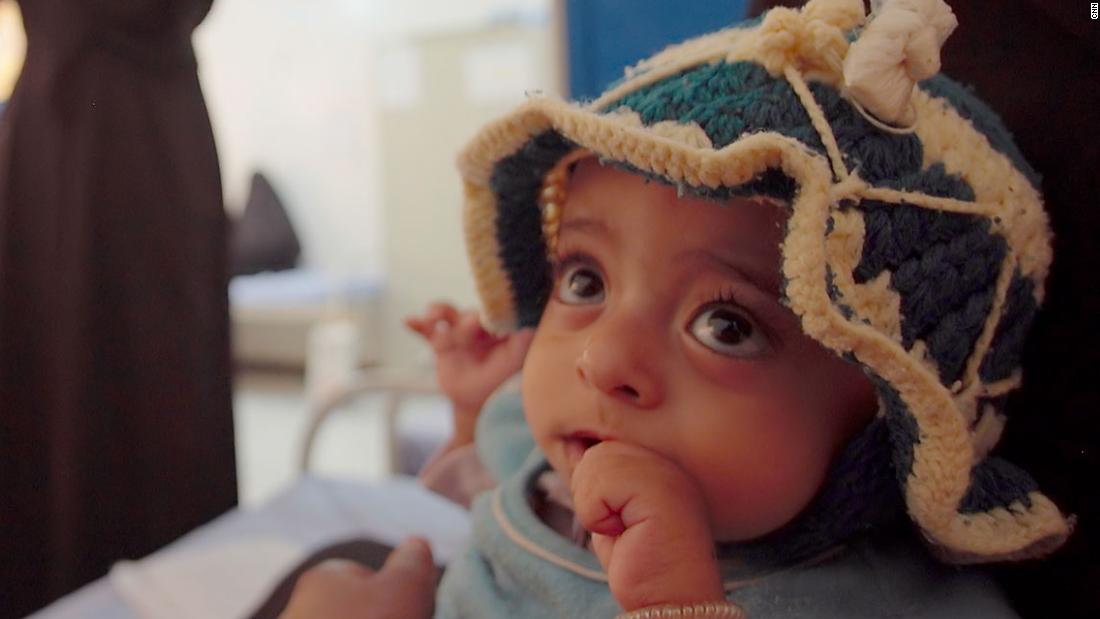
[521,358,554,437]
[685,409,836,541]
[711,463,825,539]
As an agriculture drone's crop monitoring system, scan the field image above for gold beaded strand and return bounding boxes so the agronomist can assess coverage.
[615,601,747,618]
[538,149,590,255]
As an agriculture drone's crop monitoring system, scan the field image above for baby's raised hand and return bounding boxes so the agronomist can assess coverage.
[405,302,534,434]
[571,442,724,611]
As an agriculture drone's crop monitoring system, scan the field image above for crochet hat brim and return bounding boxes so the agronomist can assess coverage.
[456,5,1071,563]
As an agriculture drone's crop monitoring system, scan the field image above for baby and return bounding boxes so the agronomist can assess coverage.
[284,0,1073,617]
[413,161,885,615]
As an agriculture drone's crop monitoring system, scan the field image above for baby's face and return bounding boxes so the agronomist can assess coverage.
[522,160,878,542]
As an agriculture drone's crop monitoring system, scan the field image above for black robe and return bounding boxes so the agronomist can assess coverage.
[0,1,237,616]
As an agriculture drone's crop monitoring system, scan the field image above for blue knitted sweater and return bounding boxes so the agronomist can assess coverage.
[434,390,1019,619]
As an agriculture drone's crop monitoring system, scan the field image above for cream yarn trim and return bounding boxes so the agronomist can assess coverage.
[785,65,850,181]
[463,182,521,332]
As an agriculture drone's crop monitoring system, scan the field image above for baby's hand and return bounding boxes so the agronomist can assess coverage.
[405,302,534,438]
[571,442,724,611]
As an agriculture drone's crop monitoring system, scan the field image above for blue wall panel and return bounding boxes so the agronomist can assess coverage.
[566,0,748,100]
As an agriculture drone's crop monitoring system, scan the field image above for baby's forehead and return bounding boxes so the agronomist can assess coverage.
[568,158,787,216]
[566,161,786,240]
[561,162,788,295]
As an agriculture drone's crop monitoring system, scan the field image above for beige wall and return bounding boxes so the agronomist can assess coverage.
[192,0,551,282]
[377,24,557,366]
[195,0,385,278]
[195,1,558,367]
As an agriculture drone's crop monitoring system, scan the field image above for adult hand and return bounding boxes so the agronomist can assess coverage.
[571,442,724,611]
[278,538,439,619]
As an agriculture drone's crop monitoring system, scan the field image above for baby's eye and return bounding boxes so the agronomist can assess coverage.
[688,303,770,357]
[556,261,606,305]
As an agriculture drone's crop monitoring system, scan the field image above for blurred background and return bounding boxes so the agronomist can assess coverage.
[198,0,739,506]
[0,1,742,615]
[0,0,743,507]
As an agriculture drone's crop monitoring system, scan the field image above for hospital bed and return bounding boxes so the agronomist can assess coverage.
[30,371,465,619]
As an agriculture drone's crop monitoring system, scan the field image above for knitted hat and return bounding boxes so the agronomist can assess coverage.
[456,0,1071,563]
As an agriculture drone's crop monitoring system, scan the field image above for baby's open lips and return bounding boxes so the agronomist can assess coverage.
[563,431,607,465]
[571,432,603,449]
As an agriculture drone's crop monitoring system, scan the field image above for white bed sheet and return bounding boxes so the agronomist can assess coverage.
[29,475,471,619]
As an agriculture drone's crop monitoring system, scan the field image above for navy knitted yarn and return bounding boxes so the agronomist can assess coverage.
[807,82,923,184]
[979,274,1039,383]
[489,131,575,327]
[850,157,1004,388]
[959,457,1038,514]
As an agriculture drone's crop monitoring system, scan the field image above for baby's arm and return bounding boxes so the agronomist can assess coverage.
[571,442,725,611]
[405,302,534,450]
[407,302,533,506]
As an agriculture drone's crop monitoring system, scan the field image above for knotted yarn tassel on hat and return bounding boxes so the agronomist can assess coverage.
[843,0,958,127]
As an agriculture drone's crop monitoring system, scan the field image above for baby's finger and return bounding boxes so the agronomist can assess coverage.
[572,443,723,610]
[404,316,433,339]
[406,302,456,335]
[424,304,464,349]
[305,558,375,582]
[373,538,440,618]
[453,311,487,346]
[571,442,706,536]
[424,321,456,354]
[423,302,459,327]
[377,538,438,586]
[590,532,615,573]
[571,447,632,537]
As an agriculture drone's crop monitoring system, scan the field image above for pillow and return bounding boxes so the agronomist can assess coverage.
[230,172,301,277]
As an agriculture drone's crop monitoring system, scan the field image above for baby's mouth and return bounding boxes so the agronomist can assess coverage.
[564,432,604,466]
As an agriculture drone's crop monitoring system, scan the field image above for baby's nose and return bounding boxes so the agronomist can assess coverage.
[575,329,663,409]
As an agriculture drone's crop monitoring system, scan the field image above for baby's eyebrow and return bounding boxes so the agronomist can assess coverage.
[674,248,779,297]
[558,217,608,237]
